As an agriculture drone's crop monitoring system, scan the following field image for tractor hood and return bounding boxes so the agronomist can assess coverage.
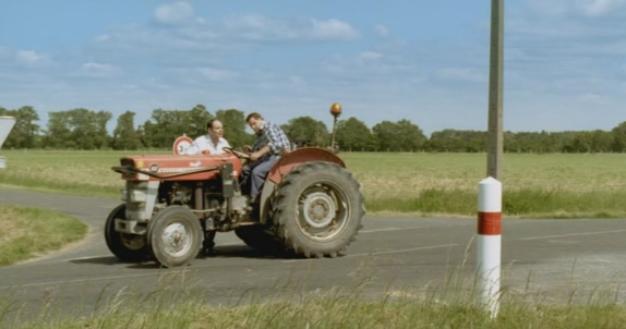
[115,153,243,181]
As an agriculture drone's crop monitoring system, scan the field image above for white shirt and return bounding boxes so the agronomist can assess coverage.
[185,135,231,155]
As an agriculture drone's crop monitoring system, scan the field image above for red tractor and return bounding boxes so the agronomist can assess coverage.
[106,122,364,267]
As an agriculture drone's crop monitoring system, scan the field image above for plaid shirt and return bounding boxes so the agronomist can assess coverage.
[252,121,291,155]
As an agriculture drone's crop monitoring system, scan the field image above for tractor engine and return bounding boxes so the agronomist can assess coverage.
[120,161,250,235]
[156,177,250,231]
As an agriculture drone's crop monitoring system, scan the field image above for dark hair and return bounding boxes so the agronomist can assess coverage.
[245,112,263,123]
[206,119,219,130]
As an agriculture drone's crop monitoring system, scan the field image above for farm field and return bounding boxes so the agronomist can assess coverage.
[0,150,625,218]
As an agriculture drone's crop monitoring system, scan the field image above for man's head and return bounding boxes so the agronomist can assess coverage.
[206,119,224,139]
[245,112,265,134]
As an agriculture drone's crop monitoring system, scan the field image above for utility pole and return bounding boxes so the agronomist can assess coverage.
[487,0,504,179]
[477,0,505,319]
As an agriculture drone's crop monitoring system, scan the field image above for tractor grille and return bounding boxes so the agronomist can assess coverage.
[125,181,150,222]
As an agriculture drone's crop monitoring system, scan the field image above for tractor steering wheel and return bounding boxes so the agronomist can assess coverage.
[223,147,251,160]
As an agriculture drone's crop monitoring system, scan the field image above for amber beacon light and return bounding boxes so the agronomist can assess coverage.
[329,102,342,152]
[330,102,342,118]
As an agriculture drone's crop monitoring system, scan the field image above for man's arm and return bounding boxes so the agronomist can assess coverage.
[249,145,271,161]
[264,123,291,154]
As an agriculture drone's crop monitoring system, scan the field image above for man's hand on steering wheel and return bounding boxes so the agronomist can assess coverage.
[223,147,251,159]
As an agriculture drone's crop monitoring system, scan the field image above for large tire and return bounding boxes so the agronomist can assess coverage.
[234,226,284,254]
[104,204,149,262]
[270,161,364,258]
[147,206,203,267]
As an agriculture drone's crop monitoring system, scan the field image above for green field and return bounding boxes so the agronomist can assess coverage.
[1,150,625,218]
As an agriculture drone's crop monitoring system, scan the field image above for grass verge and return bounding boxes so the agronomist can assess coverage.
[3,289,626,329]
[367,189,626,218]
[0,205,87,266]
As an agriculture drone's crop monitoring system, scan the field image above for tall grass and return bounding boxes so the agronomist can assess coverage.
[0,205,87,266]
[367,188,626,218]
[3,286,626,329]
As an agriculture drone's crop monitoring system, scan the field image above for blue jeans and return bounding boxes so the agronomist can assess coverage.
[242,155,279,201]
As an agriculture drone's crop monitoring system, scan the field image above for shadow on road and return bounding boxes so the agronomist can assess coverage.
[70,256,159,269]
[69,245,294,269]
[70,256,120,265]
[207,245,292,260]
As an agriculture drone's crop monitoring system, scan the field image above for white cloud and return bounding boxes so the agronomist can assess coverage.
[578,92,606,103]
[198,67,237,81]
[528,0,626,16]
[226,14,271,30]
[435,67,486,83]
[95,34,111,42]
[81,62,120,77]
[358,51,383,61]
[224,14,298,40]
[94,11,359,57]
[98,15,358,55]
[310,19,359,40]
[375,24,390,37]
[288,75,305,86]
[16,50,46,65]
[154,2,194,25]
[528,0,570,16]
[224,15,358,41]
[577,0,626,16]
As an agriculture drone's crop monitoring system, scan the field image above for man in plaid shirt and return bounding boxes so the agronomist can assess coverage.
[242,112,291,202]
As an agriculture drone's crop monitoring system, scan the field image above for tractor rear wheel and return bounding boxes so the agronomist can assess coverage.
[104,204,149,262]
[148,206,203,267]
[234,226,283,254]
[270,162,364,258]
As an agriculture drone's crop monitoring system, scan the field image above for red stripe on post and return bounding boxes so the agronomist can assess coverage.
[478,212,502,235]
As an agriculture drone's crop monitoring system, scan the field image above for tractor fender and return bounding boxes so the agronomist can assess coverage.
[259,147,345,224]
[267,147,345,184]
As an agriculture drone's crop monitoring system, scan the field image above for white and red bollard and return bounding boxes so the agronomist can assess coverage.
[477,177,502,318]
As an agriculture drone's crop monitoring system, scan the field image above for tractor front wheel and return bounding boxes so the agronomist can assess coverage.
[148,206,203,267]
[104,204,149,262]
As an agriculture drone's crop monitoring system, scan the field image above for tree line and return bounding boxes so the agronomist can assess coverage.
[1,105,626,153]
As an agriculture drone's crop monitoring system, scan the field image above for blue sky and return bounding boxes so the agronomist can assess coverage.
[1,0,625,134]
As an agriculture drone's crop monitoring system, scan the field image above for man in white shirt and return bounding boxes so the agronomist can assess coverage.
[186,119,231,155]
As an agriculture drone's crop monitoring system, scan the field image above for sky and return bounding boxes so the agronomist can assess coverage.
[1,0,625,135]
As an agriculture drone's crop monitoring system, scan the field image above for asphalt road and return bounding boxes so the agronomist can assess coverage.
[1,187,626,317]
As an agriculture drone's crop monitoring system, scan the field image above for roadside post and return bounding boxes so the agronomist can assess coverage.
[478,0,504,318]
[477,177,502,317]
[0,116,16,169]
